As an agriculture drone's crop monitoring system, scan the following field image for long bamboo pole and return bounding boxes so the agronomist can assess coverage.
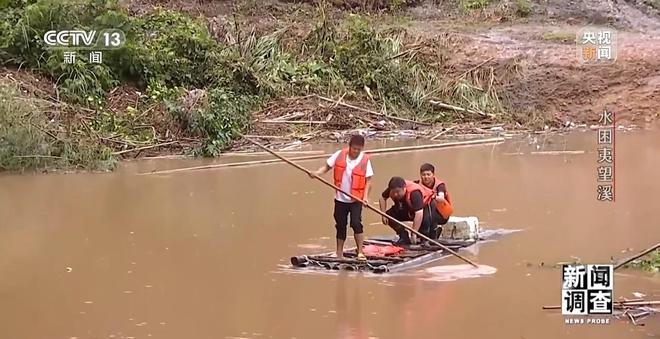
[141,137,505,175]
[241,134,480,268]
[542,300,660,310]
[614,242,660,270]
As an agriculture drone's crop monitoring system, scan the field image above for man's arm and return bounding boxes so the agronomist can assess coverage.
[412,209,424,232]
[364,159,374,204]
[409,191,425,234]
[311,164,331,177]
[310,151,339,177]
[411,209,424,244]
[379,188,389,225]
[434,183,447,201]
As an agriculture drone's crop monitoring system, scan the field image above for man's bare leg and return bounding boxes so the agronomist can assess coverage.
[355,233,365,256]
[336,238,345,259]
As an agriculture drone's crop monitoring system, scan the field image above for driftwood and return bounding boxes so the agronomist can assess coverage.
[543,301,660,310]
[315,95,431,126]
[544,301,659,327]
[429,100,495,118]
[220,150,325,156]
[430,126,457,140]
[614,242,660,270]
[112,141,179,155]
[241,135,291,139]
[14,155,64,159]
[530,151,586,155]
[142,137,505,175]
[260,120,328,124]
[269,112,306,121]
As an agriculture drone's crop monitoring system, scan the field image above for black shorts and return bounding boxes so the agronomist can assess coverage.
[385,203,445,238]
[333,200,364,240]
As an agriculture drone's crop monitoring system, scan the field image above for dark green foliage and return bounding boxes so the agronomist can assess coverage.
[644,0,660,9]
[304,16,440,115]
[1,0,517,171]
[44,51,117,105]
[198,88,261,156]
[625,250,660,273]
[130,9,218,88]
[2,0,128,104]
[459,0,490,10]
[516,0,532,16]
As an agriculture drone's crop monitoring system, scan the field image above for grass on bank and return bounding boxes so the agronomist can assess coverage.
[542,32,575,43]
[1,0,525,172]
[625,250,660,273]
[0,82,116,171]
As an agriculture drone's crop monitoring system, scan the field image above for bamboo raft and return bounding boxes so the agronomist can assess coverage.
[290,236,477,273]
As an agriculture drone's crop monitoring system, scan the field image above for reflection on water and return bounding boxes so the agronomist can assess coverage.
[420,264,498,282]
[0,131,659,338]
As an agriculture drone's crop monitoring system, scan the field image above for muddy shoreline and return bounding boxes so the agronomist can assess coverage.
[1,0,659,172]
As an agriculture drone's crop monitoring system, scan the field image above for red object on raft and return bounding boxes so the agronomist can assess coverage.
[362,244,405,257]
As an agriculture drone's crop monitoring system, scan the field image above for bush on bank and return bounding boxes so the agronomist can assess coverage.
[0,0,512,171]
[0,83,116,171]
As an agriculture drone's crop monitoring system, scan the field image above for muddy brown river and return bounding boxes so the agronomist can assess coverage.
[1,129,659,339]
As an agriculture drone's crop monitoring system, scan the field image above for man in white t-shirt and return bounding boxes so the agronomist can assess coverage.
[310,135,374,260]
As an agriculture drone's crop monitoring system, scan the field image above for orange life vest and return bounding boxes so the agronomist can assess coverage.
[402,180,434,210]
[416,178,454,219]
[429,178,452,204]
[333,148,369,200]
[431,178,453,219]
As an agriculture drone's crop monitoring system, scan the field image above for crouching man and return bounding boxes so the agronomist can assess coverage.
[378,176,440,245]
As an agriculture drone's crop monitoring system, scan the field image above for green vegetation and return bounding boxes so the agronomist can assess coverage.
[625,250,660,273]
[0,83,115,171]
[542,32,575,43]
[1,0,517,172]
[459,0,491,10]
[643,0,660,10]
[516,0,532,16]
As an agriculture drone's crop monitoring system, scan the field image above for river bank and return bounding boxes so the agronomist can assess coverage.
[1,0,659,172]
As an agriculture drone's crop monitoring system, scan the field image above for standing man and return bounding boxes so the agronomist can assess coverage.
[414,163,453,238]
[378,176,438,245]
[310,135,373,260]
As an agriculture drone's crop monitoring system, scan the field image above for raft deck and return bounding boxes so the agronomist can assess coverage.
[290,236,476,273]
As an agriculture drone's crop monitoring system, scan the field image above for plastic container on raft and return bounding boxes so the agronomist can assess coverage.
[439,216,480,241]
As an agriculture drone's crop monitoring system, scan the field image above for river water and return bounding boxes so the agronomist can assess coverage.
[1,129,659,339]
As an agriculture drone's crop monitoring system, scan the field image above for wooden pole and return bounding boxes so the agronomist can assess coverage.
[141,137,505,175]
[112,141,180,155]
[241,134,480,268]
[428,100,494,118]
[315,95,431,126]
[530,151,586,155]
[221,150,326,157]
[614,242,660,270]
[543,300,660,310]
